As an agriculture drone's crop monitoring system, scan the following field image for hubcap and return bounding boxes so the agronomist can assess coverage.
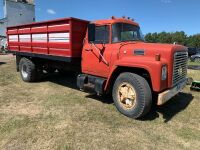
[117,82,136,109]
[21,64,28,78]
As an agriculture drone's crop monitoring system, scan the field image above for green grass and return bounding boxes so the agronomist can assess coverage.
[0,56,200,150]
[188,60,200,66]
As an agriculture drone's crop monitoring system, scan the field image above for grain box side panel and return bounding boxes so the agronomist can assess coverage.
[31,25,48,54]
[47,20,71,57]
[7,28,19,52]
[7,18,89,60]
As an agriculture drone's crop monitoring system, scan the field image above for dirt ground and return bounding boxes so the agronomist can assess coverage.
[0,54,200,150]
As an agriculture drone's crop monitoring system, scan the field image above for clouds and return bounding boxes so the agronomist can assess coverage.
[47,9,56,15]
[161,0,172,4]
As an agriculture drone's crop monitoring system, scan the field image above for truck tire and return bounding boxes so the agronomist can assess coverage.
[112,72,152,119]
[19,58,37,82]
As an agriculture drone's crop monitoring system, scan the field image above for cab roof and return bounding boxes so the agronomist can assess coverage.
[92,17,139,26]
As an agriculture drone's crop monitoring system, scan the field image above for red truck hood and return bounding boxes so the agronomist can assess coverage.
[118,41,187,55]
[117,42,187,63]
[115,41,188,89]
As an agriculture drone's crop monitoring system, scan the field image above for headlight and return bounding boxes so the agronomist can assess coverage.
[161,65,167,80]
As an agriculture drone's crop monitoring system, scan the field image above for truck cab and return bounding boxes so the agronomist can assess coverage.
[79,17,188,118]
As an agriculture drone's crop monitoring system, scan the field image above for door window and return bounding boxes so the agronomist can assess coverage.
[94,26,109,44]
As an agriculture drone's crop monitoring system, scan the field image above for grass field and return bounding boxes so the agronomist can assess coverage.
[0,55,200,150]
[188,60,200,66]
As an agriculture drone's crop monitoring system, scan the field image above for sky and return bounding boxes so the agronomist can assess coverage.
[0,0,200,35]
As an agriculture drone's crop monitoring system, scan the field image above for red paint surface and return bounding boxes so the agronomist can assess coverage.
[7,18,89,57]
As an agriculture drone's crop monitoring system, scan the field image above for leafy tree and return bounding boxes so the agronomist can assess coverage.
[157,32,172,43]
[171,31,187,45]
[145,31,200,49]
[186,34,200,48]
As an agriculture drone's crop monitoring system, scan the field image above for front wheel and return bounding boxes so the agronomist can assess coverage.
[112,72,152,119]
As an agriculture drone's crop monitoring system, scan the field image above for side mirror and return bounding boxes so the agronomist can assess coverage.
[88,24,95,42]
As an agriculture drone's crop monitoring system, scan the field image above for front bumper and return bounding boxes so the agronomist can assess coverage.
[157,78,187,105]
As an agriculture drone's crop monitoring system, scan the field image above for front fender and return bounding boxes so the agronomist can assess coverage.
[107,56,168,92]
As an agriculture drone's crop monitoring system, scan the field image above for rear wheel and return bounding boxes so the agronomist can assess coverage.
[112,72,152,119]
[19,58,37,82]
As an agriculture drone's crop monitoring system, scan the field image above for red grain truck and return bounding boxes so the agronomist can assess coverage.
[7,17,188,119]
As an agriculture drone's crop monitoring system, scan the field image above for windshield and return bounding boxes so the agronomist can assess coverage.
[112,23,144,43]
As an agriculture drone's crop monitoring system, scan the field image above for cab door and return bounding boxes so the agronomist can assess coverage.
[82,25,113,78]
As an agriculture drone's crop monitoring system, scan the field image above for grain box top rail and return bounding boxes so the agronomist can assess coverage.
[7,17,89,29]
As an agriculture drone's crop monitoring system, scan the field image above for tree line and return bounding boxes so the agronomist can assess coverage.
[145,31,200,48]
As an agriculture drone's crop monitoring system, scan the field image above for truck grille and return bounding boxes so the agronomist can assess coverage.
[173,51,188,86]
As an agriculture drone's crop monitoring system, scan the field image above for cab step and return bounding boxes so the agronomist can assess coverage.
[77,74,106,95]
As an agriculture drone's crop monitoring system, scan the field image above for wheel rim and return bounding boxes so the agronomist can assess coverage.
[117,82,136,109]
[21,64,28,78]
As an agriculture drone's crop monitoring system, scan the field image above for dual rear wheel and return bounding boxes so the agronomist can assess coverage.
[19,58,58,82]
[19,57,38,82]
